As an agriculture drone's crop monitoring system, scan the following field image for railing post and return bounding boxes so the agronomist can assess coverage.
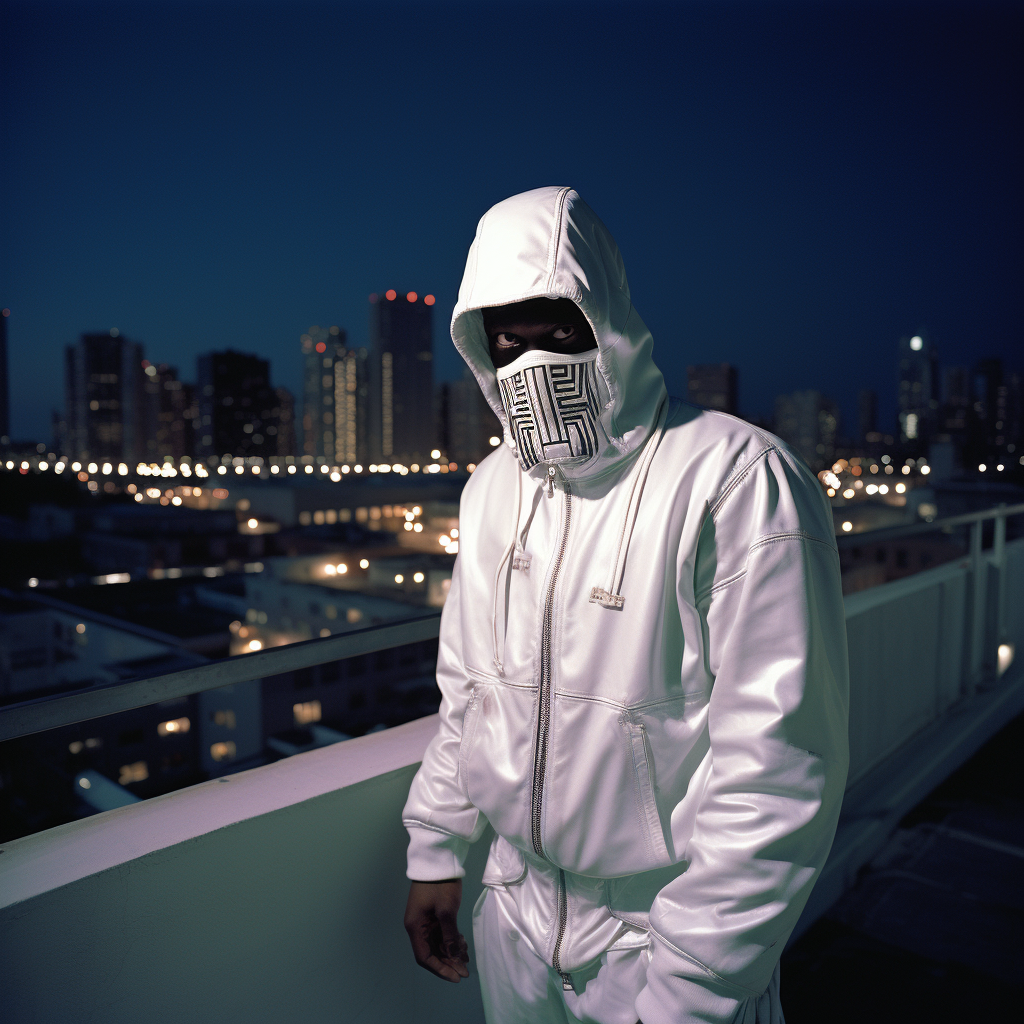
[967,519,985,697]
[993,507,1007,674]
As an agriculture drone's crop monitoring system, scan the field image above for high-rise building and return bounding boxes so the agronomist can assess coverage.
[274,386,296,458]
[897,332,939,446]
[857,389,878,443]
[142,362,198,461]
[300,325,368,464]
[369,290,435,464]
[195,350,279,462]
[64,330,146,462]
[773,390,840,471]
[0,307,10,445]
[440,369,503,468]
[686,363,738,415]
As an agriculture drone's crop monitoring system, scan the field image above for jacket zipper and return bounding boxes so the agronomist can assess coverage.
[531,465,574,989]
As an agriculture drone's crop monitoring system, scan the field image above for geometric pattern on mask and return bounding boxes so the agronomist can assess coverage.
[497,359,601,471]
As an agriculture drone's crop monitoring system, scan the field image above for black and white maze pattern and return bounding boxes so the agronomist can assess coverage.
[498,360,601,470]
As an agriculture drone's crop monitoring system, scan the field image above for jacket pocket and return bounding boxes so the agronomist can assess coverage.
[480,832,528,888]
[627,716,671,866]
[456,684,482,795]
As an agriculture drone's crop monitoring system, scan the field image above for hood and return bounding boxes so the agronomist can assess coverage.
[451,186,667,477]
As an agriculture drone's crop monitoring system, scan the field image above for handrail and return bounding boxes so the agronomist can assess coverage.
[0,613,442,742]
[835,501,1024,547]
[3,503,1022,744]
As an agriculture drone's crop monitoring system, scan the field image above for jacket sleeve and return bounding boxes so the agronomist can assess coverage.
[635,444,850,1024]
[402,553,488,880]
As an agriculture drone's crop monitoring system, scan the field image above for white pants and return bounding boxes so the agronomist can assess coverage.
[473,885,650,1024]
[472,883,786,1024]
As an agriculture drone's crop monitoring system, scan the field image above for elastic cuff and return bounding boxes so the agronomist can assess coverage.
[405,823,471,881]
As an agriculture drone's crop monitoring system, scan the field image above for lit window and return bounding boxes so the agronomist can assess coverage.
[158,717,191,736]
[325,563,337,575]
[413,523,423,532]
[359,558,369,569]
[346,608,362,623]
[213,709,236,728]
[248,639,262,651]
[431,449,441,459]
[118,761,149,785]
[69,740,84,754]
[210,741,236,762]
[76,623,86,634]
[294,700,322,726]
[337,564,347,574]
[413,572,425,583]
[395,574,404,584]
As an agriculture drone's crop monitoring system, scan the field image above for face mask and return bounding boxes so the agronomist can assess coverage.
[495,349,602,471]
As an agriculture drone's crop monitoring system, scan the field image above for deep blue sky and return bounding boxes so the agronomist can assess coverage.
[2,0,1021,443]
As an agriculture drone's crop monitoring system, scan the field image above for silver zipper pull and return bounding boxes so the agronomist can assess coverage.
[545,465,556,497]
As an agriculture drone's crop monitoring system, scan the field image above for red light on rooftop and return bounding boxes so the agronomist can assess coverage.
[1,308,10,317]
[315,341,326,353]
[406,291,418,303]
[424,294,435,306]
[385,289,397,301]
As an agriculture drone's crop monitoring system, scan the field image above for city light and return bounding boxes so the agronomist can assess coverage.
[413,523,423,532]
[413,572,425,583]
[843,488,854,499]
[158,717,191,736]
[385,289,397,301]
[359,559,369,569]
[439,535,450,546]
[895,483,906,493]
[489,436,501,447]
[998,643,1015,677]
[979,464,987,472]
[842,521,853,532]
[325,564,337,575]
[247,518,258,528]
[921,465,931,475]
[407,291,418,302]
[248,639,262,651]
[337,563,347,574]
[878,484,889,494]
[431,449,440,459]
[910,336,923,350]
[997,464,1004,472]
[395,574,404,583]
[28,577,39,587]
[424,295,436,306]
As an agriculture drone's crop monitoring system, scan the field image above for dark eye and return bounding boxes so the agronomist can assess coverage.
[495,333,519,347]
[552,326,575,340]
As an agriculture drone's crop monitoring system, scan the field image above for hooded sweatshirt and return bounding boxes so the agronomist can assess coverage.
[403,187,849,1024]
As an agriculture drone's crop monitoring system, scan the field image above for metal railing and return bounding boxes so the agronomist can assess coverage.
[0,613,441,742]
[2,502,1021,745]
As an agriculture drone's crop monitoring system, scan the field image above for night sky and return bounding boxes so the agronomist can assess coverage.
[2,1,1020,444]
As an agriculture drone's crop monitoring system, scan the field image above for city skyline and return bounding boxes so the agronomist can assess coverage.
[2,2,1020,445]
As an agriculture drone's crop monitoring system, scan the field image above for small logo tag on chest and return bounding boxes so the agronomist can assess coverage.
[512,554,531,572]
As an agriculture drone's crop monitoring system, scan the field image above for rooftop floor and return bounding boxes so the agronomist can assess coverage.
[782,711,1023,1020]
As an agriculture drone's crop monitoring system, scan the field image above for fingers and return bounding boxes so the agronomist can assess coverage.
[405,911,469,982]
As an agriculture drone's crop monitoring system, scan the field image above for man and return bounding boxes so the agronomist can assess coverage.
[403,186,849,1024]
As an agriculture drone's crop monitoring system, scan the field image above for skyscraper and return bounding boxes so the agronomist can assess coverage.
[857,389,878,442]
[369,290,435,463]
[275,386,297,458]
[300,325,368,464]
[142,362,198,461]
[64,330,146,462]
[195,350,279,461]
[773,390,840,471]
[686,363,738,415]
[897,332,939,446]
[440,368,503,467]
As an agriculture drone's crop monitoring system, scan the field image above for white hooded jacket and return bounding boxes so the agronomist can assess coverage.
[403,187,850,1024]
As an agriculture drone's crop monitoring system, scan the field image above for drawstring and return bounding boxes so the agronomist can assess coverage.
[590,398,669,610]
[492,463,523,675]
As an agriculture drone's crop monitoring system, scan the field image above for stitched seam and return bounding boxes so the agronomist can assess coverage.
[647,925,760,997]
[546,187,571,293]
[749,530,838,555]
[707,444,775,519]
[695,567,748,604]
[402,820,467,840]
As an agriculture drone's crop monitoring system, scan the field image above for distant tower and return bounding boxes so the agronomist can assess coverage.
[64,330,146,462]
[369,290,435,463]
[857,389,878,442]
[897,332,939,446]
[686,363,738,415]
[195,350,278,461]
[0,307,9,444]
[301,325,368,464]
[443,367,503,468]
[142,362,197,461]
[774,390,840,471]
[274,386,297,458]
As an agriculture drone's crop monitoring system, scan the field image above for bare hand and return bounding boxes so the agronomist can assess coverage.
[404,879,470,983]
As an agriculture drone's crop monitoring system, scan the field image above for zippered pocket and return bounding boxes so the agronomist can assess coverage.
[628,717,671,865]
